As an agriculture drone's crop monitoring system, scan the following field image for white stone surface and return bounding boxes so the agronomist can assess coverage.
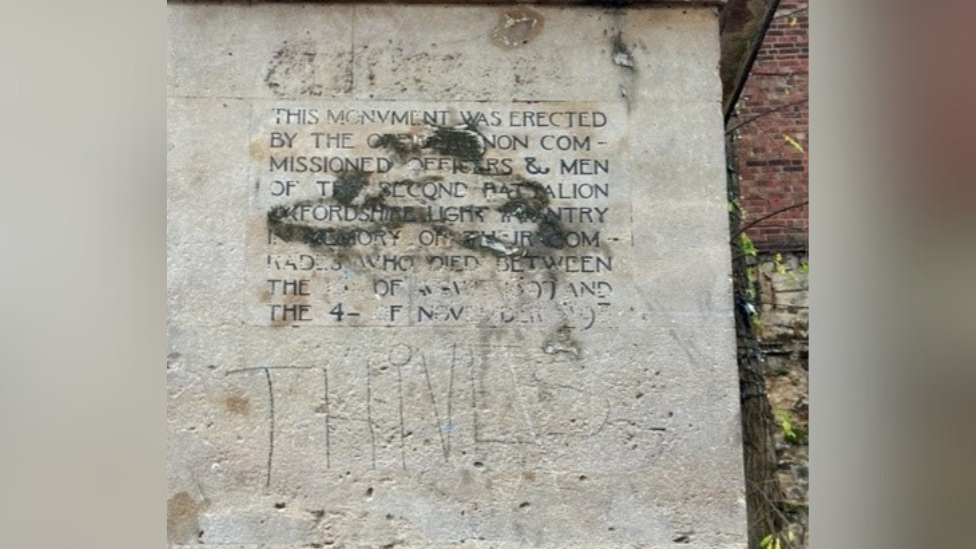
[168,3,744,548]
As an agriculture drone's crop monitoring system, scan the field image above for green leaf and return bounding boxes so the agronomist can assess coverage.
[774,253,788,275]
[739,234,757,257]
[784,134,806,154]
[777,411,798,443]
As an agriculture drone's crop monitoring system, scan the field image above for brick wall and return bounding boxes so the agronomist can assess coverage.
[730,0,808,251]
[730,4,810,546]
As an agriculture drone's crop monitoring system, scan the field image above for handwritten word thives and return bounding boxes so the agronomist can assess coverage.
[228,344,611,486]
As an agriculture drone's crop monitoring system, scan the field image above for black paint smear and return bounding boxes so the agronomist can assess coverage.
[264,40,323,97]
[266,172,570,257]
[371,134,424,162]
[269,222,361,248]
[424,127,485,162]
[361,193,389,210]
[611,31,635,69]
[267,206,362,248]
[333,170,370,205]
[495,179,569,249]
[496,180,550,222]
[267,198,426,250]
[373,127,485,164]
[535,213,568,250]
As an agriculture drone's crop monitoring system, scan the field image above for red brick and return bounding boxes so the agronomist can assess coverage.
[730,0,809,252]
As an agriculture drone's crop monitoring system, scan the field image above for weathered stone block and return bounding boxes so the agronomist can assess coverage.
[168,3,745,548]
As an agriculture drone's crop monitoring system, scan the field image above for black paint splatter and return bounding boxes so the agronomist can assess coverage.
[424,127,485,162]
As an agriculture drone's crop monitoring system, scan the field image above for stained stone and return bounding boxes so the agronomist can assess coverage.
[168,2,746,548]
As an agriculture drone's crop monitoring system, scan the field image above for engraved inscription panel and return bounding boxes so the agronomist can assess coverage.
[246,102,632,331]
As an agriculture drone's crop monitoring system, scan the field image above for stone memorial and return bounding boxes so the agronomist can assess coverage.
[168,1,745,547]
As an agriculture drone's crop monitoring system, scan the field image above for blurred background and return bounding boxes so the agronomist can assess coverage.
[1,1,974,548]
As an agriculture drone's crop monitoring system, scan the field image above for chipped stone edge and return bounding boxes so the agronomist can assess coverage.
[172,545,748,549]
[167,1,727,7]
